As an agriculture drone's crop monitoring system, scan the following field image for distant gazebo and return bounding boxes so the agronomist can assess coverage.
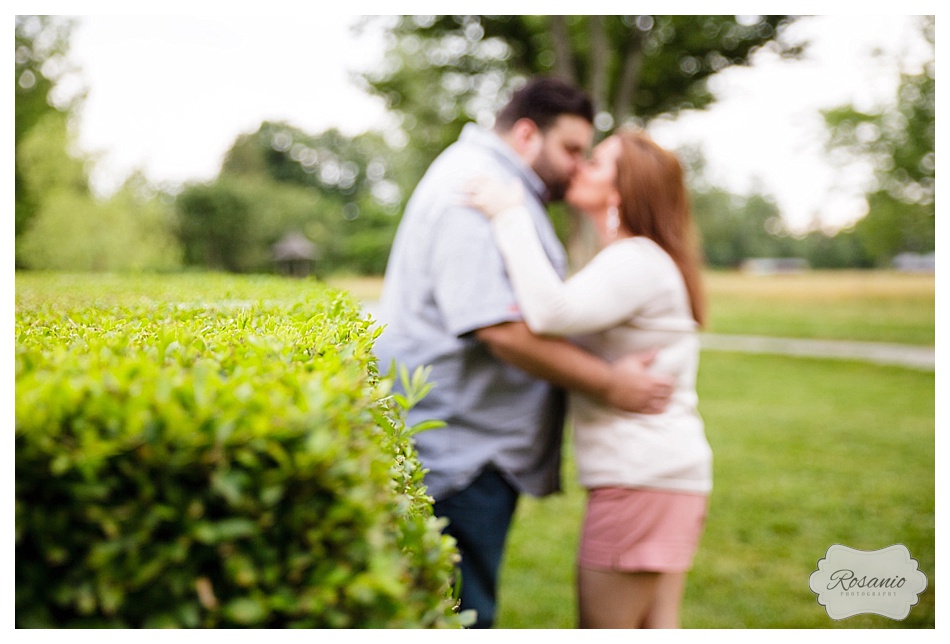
[272,232,317,278]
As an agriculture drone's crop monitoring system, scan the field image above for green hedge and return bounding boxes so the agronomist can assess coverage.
[15,274,466,628]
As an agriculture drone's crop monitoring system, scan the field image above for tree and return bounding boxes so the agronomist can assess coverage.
[357,15,804,268]
[690,186,798,268]
[176,121,406,275]
[15,15,84,245]
[221,122,405,214]
[796,229,873,269]
[822,16,934,265]
[358,15,802,167]
[16,16,183,273]
[175,179,257,272]
[673,145,806,267]
[17,112,180,272]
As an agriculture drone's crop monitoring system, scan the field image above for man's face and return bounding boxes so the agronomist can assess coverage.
[531,115,594,202]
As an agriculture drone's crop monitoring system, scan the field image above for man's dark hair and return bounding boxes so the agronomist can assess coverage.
[494,77,594,133]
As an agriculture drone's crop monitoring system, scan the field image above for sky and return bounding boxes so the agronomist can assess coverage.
[67,14,391,193]
[62,11,935,233]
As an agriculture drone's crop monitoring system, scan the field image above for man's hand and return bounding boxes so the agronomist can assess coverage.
[604,350,675,414]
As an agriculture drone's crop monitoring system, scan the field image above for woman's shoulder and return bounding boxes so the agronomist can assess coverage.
[615,235,664,251]
[605,236,677,268]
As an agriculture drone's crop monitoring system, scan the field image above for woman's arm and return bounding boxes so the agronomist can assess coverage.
[489,205,655,336]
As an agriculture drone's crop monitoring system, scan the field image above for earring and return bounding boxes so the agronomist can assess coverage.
[606,206,620,239]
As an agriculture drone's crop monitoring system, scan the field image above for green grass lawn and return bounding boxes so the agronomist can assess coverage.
[704,271,935,346]
[495,352,935,628]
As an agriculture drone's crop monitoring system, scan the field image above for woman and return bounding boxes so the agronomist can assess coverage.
[466,130,712,629]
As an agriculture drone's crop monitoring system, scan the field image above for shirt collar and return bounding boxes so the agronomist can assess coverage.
[459,123,548,202]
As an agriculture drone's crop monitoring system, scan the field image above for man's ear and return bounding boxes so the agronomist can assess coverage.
[509,118,543,163]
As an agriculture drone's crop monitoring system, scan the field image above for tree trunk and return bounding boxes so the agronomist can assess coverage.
[614,26,646,123]
[549,16,576,83]
[588,16,609,114]
[566,210,600,272]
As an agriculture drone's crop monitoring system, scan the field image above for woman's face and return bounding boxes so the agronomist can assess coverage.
[565,136,622,213]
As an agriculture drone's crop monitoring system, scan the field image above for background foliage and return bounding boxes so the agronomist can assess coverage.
[13,14,935,274]
[822,16,935,266]
[15,15,79,244]
[175,123,405,275]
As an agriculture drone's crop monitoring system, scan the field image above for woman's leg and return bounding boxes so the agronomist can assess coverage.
[642,572,687,628]
[577,566,659,629]
[577,566,686,628]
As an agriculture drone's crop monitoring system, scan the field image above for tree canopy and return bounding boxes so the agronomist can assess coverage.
[16,15,182,272]
[15,15,84,243]
[176,122,407,274]
[355,15,807,269]
[822,15,935,264]
[358,15,802,164]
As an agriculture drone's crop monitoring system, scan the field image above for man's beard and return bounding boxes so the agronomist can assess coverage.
[532,155,569,203]
[541,177,569,203]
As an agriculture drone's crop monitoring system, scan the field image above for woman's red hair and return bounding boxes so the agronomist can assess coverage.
[614,130,707,327]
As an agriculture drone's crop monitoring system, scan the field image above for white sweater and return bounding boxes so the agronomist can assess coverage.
[492,207,712,494]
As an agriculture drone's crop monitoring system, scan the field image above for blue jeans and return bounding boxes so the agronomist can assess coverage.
[434,466,519,629]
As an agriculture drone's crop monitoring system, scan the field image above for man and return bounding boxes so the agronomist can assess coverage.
[374,77,674,628]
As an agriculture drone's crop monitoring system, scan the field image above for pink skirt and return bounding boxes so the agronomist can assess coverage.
[578,487,708,573]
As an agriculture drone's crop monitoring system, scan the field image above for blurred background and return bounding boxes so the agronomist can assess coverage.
[13,14,936,628]
[14,14,935,276]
